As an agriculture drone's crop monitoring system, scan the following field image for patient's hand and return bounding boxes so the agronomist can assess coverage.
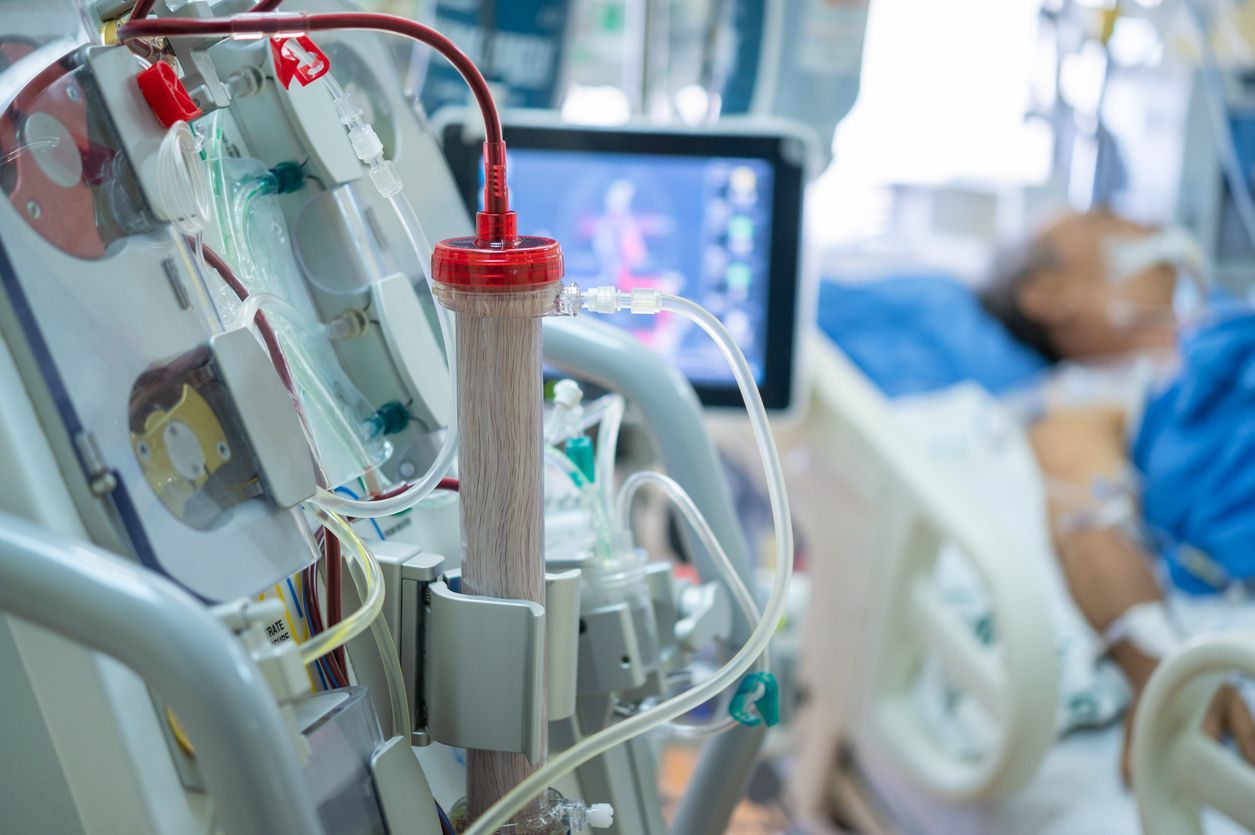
[1121,681,1255,785]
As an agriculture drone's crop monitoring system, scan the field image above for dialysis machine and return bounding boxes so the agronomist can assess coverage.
[0,1,797,833]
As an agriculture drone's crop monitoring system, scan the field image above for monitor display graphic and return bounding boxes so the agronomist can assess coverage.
[489,149,776,385]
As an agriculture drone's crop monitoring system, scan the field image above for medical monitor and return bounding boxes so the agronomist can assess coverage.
[440,117,807,410]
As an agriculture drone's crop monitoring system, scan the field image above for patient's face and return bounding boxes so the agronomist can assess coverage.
[1023,215,1178,360]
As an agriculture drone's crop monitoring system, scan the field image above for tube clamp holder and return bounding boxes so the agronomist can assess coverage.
[422,578,545,761]
[729,672,780,728]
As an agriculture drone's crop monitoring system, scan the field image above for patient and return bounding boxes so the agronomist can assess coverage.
[981,210,1255,777]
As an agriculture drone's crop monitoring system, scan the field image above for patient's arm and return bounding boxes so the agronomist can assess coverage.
[1028,407,1160,661]
[1029,407,1255,771]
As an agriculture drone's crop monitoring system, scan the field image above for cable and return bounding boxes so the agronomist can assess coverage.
[323,530,345,679]
[462,289,794,835]
[302,562,346,688]
[298,509,384,666]
[332,486,386,539]
[436,802,456,835]
[290,572,335,690]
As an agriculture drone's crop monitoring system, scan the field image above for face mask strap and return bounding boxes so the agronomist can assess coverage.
[1103,226,1206,286]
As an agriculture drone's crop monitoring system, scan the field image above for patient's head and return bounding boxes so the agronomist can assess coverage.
[980,211,1180,362]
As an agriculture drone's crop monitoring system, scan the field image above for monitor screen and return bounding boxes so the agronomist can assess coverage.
[494,150,774,386]
[442,122,805,410]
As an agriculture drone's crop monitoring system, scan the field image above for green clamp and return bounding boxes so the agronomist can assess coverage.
[564,436,595,484]
[728,672,780,728]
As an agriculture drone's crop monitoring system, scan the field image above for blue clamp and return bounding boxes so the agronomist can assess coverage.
[729,672,780,728]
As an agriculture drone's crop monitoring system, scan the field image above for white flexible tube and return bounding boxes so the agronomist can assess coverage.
[577,393,618,434]
[366,594,412,737]
[546,445,616,556]
[231,291,330,338]
[595,393,625,494]
[301,509,385,666]
[617,469,766,739]
[310,191,460,519]
[463,290,793,835]
[616,470,765,671]
[156,120,211,237]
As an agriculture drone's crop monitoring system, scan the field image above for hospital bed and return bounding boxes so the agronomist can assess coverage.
[769,330,1255,835]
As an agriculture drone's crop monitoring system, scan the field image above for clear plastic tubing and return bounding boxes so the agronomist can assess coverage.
[617,469,764,740]
[311,192,460,518]
[593,393,624,494]
[301,509,385,666]
[545,446,614,552]
[231,291,329,338]
[463,290,794,835]
[616,469,766,673]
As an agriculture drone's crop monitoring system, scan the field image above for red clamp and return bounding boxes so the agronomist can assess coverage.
[136,62,202,128]
[270,36,330,90]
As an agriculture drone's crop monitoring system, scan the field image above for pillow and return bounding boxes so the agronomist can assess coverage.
[817,275,1048,397]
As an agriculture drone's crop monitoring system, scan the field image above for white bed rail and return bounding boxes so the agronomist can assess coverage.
[787,331,1057,804]
[1133,634,1255,834]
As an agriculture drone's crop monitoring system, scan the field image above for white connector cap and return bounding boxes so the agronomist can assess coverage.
[587,804,614,829]
[553,379,583,411]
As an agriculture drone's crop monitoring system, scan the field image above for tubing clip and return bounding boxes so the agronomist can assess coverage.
[729,671,780,728]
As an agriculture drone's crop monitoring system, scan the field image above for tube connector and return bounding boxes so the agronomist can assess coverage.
[579,286,662,315]
[329,80,402,197]
[565,800,615,831]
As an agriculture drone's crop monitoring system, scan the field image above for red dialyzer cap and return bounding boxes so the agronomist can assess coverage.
[432,211,564,290]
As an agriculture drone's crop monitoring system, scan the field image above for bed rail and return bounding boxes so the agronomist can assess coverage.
[1133,634,1255,834]
[787,331,1057,805]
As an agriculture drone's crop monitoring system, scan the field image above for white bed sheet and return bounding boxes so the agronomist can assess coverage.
[862,383,1255,834]
[862,724,1248,835]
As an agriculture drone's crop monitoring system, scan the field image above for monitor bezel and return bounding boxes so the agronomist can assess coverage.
[440,119,805,411]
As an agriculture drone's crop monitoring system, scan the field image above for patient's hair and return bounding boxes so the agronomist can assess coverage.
[979,237,1064,364]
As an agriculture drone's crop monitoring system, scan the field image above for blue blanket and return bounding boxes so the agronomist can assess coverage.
[1133,313,1255,594]
[817,276,1048,397]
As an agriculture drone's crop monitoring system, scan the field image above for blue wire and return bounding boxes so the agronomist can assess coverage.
[312,655,330,690]
[333,485,386,540]
[435,802,455,835]
[284,576,304,619]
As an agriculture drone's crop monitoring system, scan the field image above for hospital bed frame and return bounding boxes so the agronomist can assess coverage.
[1133,635,1255,835]
[780,329,1057,820]
[782,330,1255,835]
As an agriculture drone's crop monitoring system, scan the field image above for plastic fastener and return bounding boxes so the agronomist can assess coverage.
[729,671,781,728]
[136,63,202,128]
[270,36,330,89]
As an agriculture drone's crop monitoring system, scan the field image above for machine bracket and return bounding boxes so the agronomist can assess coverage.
[416,568,582,761]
